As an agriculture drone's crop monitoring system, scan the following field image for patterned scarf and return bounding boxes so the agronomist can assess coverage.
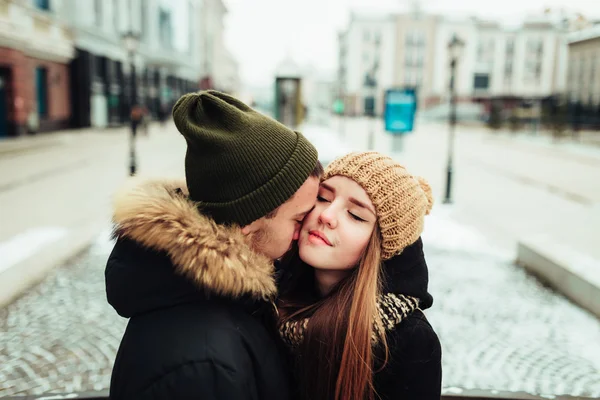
[278,293,420,349]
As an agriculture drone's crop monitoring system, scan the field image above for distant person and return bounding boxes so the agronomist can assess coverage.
[129,104,144,137]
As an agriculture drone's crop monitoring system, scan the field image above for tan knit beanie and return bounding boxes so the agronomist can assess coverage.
[323,152,433,260]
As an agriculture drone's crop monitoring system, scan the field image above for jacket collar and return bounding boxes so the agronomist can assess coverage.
[112,178,277,301]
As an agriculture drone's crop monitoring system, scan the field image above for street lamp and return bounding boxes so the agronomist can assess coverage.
[443,33,465,204]
[364,73,377,150]
[122,30,140,176]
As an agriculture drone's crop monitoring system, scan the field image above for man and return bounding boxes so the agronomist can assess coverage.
[130,103,144,137]
[106,90,322,399]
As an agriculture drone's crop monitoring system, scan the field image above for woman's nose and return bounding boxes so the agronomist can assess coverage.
[318,206,337,229]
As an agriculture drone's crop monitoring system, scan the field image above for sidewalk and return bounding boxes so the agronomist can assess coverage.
[322,116,600,318]
[0,122,186,306]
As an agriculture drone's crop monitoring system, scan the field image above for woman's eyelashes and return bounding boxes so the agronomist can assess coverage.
[349,212,366,222]
[317,195,367,223]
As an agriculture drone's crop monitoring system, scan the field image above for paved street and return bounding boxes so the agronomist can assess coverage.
[1,217,600,397]
[0,122,186,244]
[0,122,187,306]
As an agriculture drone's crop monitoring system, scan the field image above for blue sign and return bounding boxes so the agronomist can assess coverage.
[384,88,417,134]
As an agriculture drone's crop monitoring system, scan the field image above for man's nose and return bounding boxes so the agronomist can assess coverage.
[292,228,300,241]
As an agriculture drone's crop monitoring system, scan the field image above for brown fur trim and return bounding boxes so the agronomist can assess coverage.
[112,178,276,300]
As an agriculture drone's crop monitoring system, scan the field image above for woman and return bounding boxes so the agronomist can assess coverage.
[278,152,442,400]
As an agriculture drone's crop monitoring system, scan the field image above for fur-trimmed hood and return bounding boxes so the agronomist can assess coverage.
[109,178,276,303]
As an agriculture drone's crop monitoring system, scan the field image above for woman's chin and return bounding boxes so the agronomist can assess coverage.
[298,244,320,267]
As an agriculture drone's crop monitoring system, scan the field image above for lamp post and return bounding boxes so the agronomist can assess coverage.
[443,34,465,204]
[122,30,140,176]
[364,41,380,151]
[363,74,377,150]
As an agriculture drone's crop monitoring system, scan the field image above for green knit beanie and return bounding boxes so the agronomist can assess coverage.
[172,90,318,227]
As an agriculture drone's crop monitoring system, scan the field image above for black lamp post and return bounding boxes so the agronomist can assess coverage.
[443,34,465,204]
[122,30,140,176]
[364,73,377,150]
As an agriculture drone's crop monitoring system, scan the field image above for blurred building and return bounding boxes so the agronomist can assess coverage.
[430,17,478,105]
[393,12,440,109]
[198,0,240,95]
[430,17,568,112]
[336,12,397,116]
[336,10,570,117]
[567,26,600,106]
[216,48,241,96]
[0,0,75,137]
[58,0,201,129]
[293,63,335,123]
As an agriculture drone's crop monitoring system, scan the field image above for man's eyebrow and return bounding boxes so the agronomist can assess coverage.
[294,207,313,219]
[320,183,335,193]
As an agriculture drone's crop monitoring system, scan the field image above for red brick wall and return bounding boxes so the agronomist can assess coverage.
[0,47,34,128]
[0,47,71,134]
[32,58,71,122]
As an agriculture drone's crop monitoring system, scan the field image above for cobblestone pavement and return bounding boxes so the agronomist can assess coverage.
[2,218,600,397]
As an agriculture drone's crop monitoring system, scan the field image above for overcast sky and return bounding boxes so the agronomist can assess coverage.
[222,0,600,87]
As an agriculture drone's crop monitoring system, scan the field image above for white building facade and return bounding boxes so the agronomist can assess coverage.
[198,0,240,95]
[0,0,75,136]
[431,17,568,108]
[56,0,202,128]
[337,13,397,116]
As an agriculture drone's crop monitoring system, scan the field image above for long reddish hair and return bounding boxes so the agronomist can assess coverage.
[278,228,387,400]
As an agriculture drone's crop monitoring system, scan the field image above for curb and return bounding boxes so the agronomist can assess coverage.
[516,236,600,319]
[0,220,104,308]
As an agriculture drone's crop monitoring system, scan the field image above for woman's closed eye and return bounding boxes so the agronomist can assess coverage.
[317,195,330,203]
[349,212,366,222]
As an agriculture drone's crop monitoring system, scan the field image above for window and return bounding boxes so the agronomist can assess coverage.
[416,52,424,67]
[159,8,173,49]
[92,55,105,80]
[416,31,426,46]
[590,56,595,85]
[416,70,423,86]
[506,38,514,54]
[473,73,490,90]
[404,70,413,86]
[477,43,485,61]
[505,62,513,78]
[94,0,102,26]
[34,0,50,11]
[534,62,542,80]
[536,41,544,56]
[113,0,119,29]
[373,32,381,45]
[570,58,578,88]
[35,67,48,117]
[527,39,543,55]
[141,0,147,38]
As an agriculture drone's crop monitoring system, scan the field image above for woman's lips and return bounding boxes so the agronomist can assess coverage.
[308,230,332,246]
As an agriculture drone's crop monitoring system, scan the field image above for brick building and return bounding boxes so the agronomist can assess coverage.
[0,0,74,137]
